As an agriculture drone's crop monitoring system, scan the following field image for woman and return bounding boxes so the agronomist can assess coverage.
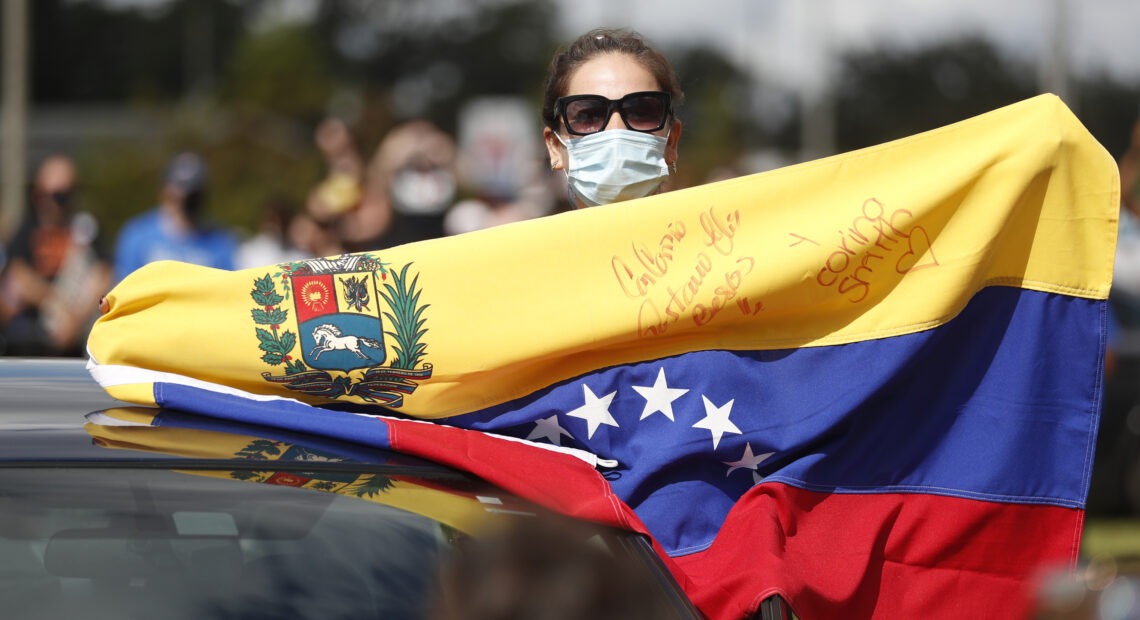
[542,28,684,209]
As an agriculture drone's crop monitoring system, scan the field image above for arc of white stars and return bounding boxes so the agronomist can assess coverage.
[566,384,619,439]
[723,443,774,481]
[631,367,689,421]
[692,395,742,449]
[526,414,573,446]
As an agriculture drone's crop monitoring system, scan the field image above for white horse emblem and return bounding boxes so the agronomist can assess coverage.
[309,323,383,360]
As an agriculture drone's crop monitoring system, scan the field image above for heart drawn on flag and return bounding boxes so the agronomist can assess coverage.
[895,226,939,274]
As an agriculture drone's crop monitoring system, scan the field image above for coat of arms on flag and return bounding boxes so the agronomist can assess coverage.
[249,253,433,407]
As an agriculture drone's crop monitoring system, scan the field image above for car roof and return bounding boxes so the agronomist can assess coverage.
[0,359,707,618]
[0,357,565,536]
[0,357,469,477]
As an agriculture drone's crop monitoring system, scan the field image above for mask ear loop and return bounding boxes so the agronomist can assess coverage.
[551,131,578,205]
[662,122,676,176]
[553,131,570,175]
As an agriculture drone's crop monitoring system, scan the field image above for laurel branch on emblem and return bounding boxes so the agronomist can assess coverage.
[250,274,306,374]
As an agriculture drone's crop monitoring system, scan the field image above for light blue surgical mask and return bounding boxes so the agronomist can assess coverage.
[556,129,671,207]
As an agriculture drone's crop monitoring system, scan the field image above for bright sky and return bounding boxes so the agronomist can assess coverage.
[556,0,1140,92]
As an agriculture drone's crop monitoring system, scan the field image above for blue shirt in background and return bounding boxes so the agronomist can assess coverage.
[114,209,238,283]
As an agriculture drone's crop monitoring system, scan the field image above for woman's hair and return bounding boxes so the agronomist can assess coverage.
[541,28,684,131]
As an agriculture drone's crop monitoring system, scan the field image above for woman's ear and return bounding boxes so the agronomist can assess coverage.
[544,127,564,171]
[666,119,682,166]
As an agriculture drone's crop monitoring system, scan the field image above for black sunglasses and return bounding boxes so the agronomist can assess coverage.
[556,91,672,136]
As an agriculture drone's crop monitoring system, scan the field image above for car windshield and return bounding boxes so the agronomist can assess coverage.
[1,465,494,620]
[1,463,694,620]
[2,465,460,620]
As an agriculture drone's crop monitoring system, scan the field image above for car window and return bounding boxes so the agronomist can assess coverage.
[0,465,697,619]
[1,467,449,619]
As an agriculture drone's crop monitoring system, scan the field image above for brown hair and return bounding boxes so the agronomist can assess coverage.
[541,28,683,131]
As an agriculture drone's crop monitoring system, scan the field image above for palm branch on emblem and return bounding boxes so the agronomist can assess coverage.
[380,263,429,370]
[346,473,395,497]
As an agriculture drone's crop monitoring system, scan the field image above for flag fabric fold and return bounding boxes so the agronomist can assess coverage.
[87,94,1119,619]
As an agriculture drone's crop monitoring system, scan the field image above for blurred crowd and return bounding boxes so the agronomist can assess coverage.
[1090,116,1140,520]
[0,115,572,358]
[6,107,1140,371]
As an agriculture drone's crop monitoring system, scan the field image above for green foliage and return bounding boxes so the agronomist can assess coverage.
[218,23,333,121]
[834,36,1037,151]
[669,44,755,186]
[380,264,430,370]
[251,275,285,307]
[1074,75,1140,159]
[236,439,283,460]
[249,274,302,369]
[74,137,168,243]
[31,0,244,104]
[311,0,560,136]
[346,473,395,498]
[28,0,1140,237]
[251,308,288,324]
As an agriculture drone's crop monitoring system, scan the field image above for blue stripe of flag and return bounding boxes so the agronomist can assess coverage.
[448,286,1104,555]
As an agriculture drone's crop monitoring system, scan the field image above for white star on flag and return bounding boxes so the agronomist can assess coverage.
[566,384,619,439]
[526,414,573,446]
[631,367,689,421]
[692,396,742,449]
[724,443,774,481]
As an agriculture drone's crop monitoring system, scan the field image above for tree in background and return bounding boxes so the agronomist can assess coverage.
[18,0,1140,243]
[832,35,1140,159]
[834,36,1037,152]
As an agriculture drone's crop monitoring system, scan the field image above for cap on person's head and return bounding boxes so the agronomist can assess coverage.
[164,152,207,193]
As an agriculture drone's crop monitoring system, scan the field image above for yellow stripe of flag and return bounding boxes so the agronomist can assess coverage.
[88,95,1119,417]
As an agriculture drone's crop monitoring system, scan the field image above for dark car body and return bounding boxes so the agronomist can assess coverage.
[0,358,706,619]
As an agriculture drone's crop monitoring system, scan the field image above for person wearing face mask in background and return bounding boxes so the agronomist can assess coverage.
[542,28,683,209]
[336,120,461,251]
[113,152,238,283]
[0,154,111,356]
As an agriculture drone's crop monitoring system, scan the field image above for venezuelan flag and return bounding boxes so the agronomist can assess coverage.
[88,94,1119,619]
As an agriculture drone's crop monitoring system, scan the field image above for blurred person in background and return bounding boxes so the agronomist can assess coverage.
[113,152,238,283]
[306,116,365,227]
[305,118,464,252]
[297,117,370,260]
[444,97,561,237]
[1113,117,1140,327]
[342,119,461,251]
[1086,114,1140,517]
[442,183,558,236]
[541,28,683,210]
[234,195,310,270]
[0,154,111,356]
[288,208,345,259]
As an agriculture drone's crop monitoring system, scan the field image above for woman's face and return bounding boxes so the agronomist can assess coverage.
[544,53,681,173]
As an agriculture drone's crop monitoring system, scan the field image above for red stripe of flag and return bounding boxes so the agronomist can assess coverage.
[674,483,1082,619]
